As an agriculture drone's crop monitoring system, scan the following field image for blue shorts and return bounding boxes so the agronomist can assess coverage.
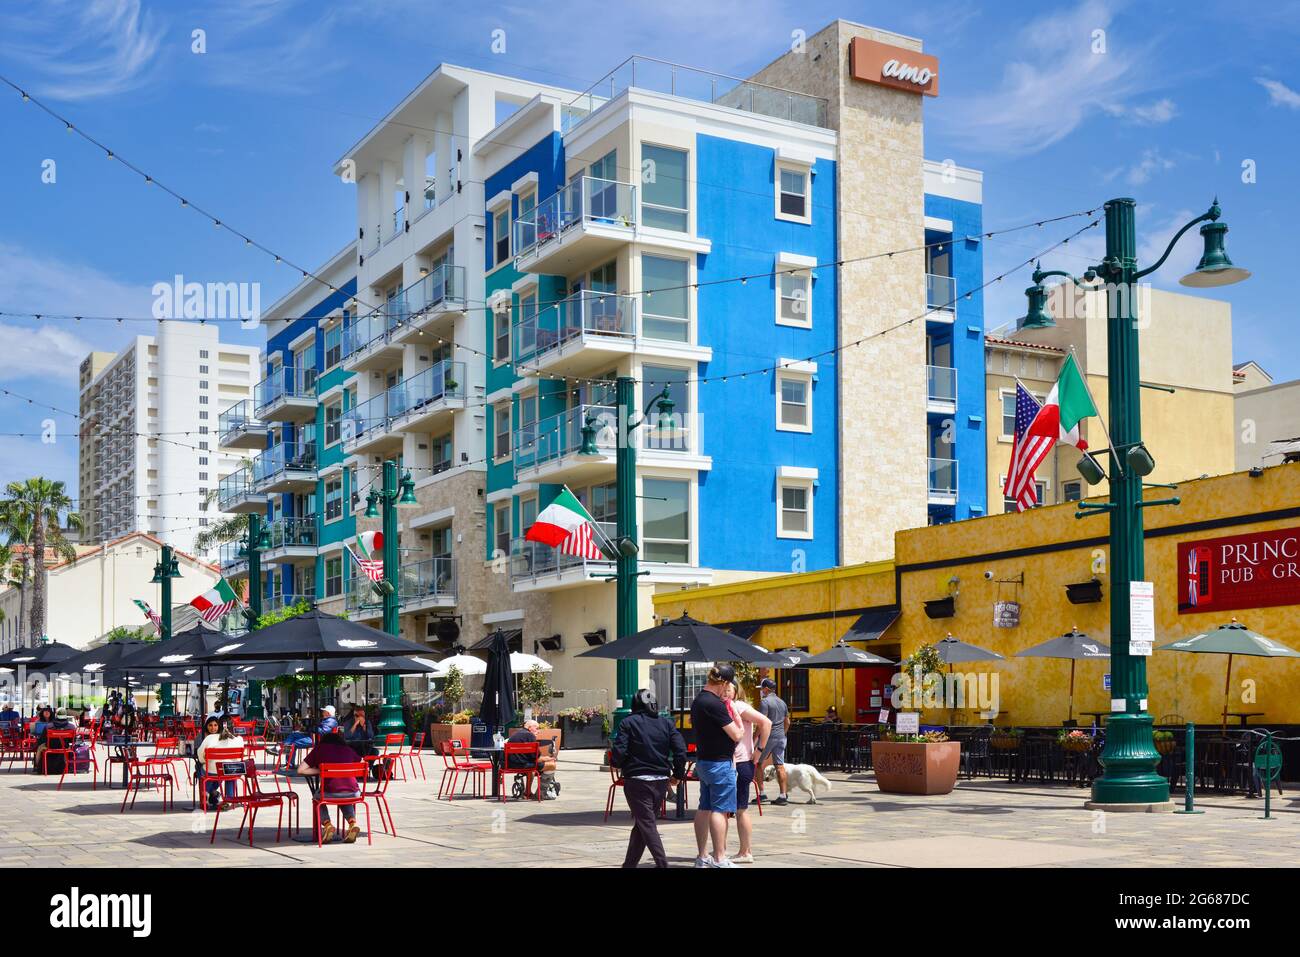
[696,759,737,813]
[734,759,755,811]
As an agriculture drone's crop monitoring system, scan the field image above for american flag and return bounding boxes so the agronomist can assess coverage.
[134,599,161,630]
[1003,381,1055,511]
[561,521,606,561]
[345,543,385,583]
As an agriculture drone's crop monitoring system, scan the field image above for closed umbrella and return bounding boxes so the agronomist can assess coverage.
[479,630,516,736]
[1158,618,1300,728]
[800,641,895,718]
[1015,628,1109,723]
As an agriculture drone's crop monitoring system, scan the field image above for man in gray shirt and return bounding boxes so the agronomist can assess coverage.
[757,679,791,805]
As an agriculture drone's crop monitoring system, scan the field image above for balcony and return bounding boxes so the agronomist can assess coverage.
[217,400,265,450]
[397,557,457,612]
[252,441,318,494]
[561,56,829,132]
[255,366,318,423]
[218,540,248,579]
[510,523,615,591]
[264,587,316,617]
[386,361,466,434]
[217,467,267,514]
[515,292,637,378]
[391,264,467,344]
[344,576,385,621]
[514,404,617,484]
[261,516,319,565]
[513,176,637,276]
[926,273,957,323]
[928,456,958,506]
[341,392,402,457]
[343,302,406,373]
[926,365,958,415]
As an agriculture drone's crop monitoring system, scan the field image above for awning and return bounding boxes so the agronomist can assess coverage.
[839,608,899,643]
[727,623,763,641]
[470,628,522,651]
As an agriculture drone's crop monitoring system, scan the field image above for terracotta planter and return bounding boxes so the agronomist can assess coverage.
[990,736,1021,751]
[427,723,473,753]
[1154,738,1175,756]
[871,740,961,795]
[1060,738,1093,753]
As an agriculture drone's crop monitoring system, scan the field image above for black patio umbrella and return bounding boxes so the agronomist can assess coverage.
[799,641,895,718]
[479,629,516,736]
[1016,628,1109,724]
[930,634,1004,725]
[0,640,80,670]
[50,638,157,714]
[751,647,813,668]
[117,625,251,717]
[577,614,775,664]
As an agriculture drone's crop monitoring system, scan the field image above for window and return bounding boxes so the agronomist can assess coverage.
[199,349,209,359]
[778,481,813,538]
[778,271,811,327]
[641,255,689,342]
[494,403,511,459]
[199,365,208,374]
[324,400,342,446]
[324,325,342,368]
[198,456,209,466]
[199,441,208,450]
[778,662,810,712]
[493,305,510,362]
[325,556,342,598]
[1063,480,1083,502]
[200,380,209,390]
[1004,480,1048,513]
[777,165,809,221]
[493,208,510,266]
[642,365,689,451]
[199,395,208,405]
[199,426,208,434]
[430,433,453,473]
[325,477,343,521]
[1000,389,1046,440]
[517,189,536,251]
[198,472,208,481]
[641,144,688,232]
[643,478,689,563]
[776,373,811,431]
[494,502,511,557]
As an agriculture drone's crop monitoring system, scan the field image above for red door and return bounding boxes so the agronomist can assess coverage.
[854,665,895,723]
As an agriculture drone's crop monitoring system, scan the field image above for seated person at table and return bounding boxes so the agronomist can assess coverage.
[298,726,362,844]
[33,707,75,773]
[316,705,339,736]
[505,720,550,798]
[195,715,245,811]
[342,706,377,761]
[31,705,54,741]
[821,706,840,724]
[0,701,19,725]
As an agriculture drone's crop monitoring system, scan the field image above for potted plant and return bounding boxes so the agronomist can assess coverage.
[1153,730,1176,755]
[517,665,553,718]
[426,666,474,752]
[990,727,1023,751]
[871,728,961,795]
[556,705,610,749]
[1058,728,1094,753]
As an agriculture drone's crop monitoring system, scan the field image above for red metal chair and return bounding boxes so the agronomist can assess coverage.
[147,736,185,790]
[451,738,491,799]
[375,733,408,781]
[202,747,252,841]
[404,732,427,780]
[223,759,289,846]
[120,751,174,812]
[361,753,398,835]
[42,729,85,790]
[498,741,542,803]
[240,758,300,836]
[312,762,372,846]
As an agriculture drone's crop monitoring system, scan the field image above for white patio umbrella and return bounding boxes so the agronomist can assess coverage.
[509,652,554,674]
[433,654,487,676]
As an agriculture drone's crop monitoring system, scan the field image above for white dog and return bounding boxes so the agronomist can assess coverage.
[763,763,832,804]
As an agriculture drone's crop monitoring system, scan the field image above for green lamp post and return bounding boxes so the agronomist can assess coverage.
[580,376,674,733]
[150,545,181,717]
[365,460,418,736]
[1026,197,1249,807]
[242,513,269,719]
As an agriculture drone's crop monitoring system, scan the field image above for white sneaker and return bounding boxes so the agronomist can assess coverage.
[733,853,754,864]
[693,856,711,868]
[707,856,737,868]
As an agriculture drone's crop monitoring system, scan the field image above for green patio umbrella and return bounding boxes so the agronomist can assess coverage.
[1158,619,1300,728]
[1015,628,1109,724]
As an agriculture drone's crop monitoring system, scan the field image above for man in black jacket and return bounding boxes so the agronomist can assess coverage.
[610,688,687,868]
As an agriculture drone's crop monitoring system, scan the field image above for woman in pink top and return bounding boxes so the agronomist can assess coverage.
[722,681,771,864]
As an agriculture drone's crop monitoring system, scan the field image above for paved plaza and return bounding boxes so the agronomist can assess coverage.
[2,750,1296,868]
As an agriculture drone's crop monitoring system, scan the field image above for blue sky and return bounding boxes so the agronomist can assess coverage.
[1,0,1297,498]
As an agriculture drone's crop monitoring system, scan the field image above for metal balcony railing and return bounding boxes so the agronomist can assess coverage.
[510,522,615,581]
[341,392,388,450]
[927,365,958,404]
[403,262,465,315]
[513,175,637,261]
[343,302,404,361]
[217,467,258,510]
[926,273,957,313]
[218,399,260,437]
[928,456,958,496]
[263,516,318,550]
[514,292,636,365]
[562,56,829,131]
[255,365,317,414]
[264,588,316,616]
[514,404,616,473]
[386,360,466,421]
[218,540,247,571]
[252,441,317,486]
[397,557,457,605]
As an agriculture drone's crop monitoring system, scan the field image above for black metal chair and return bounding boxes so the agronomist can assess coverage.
[957,726,992,779]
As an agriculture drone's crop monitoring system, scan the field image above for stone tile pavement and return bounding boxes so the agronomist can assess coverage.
[3,750,1296,868]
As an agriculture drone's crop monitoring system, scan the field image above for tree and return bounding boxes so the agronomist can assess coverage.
[3,479,81,644]
[192,457,252,556]
[441,665,465,711]
[518,665,553,711]
[0,508,32,642]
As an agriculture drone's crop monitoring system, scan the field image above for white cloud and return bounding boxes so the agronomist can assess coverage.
[1125,148,1176,185]
[0,0,164,100]
[0,435,79,494]
[1256,77,1300,109]
[1130,97,1178,124]
[0,323,95,381]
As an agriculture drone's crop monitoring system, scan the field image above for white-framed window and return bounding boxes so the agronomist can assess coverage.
[776,371,812,432]
[641,254,689,342]
[494,303,511,363]
[323,324,343,369]
[642,477,689,563]
[516,188,536,251]
[324,398,342,446]
[325,555,342,598]
[1063,480,1083,502]
[493,207,510,267]
[999,388,1047,441]
[494,502,511,558]
[776,164,810,223]
[324,476,343,522]
[493,402,511,460]
[777,270,812,327]
[640,143,688,232]
[777,479,814,539]
[1002,478,1048,513]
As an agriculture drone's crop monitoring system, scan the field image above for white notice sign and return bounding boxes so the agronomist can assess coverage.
[896,712,920,735]
[1129,580,1155,656]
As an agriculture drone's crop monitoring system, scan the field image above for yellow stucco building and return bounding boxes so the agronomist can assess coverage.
[654,462,1300,728]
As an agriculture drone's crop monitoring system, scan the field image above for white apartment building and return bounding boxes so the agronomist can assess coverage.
[79,324,260,556]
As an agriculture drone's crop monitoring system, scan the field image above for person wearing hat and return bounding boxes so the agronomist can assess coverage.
[690,664,744,868]
[757,678,791,805]
[317,705,339,736]
[610,688,686,868]
[32,706,75,773]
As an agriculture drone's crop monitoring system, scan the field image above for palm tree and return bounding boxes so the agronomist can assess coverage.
[0,541,13,627]
[193,485,248,555]
[0,506,33,643]
[3,479,81,643]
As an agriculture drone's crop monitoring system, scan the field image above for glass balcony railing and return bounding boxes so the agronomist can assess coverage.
[218,400,261,438]
[386,360,466,421]
[263,516,318,551]
[927,365,958,404]
[515,292,636,365]
[404,263,465,315]
[928,457,958,497]
[217,468,258,510]
[345,576,385,617]
[514,404,616,473]
[926,273,957,313]
[513,176,637,261]
[562,56,829,131]
[343,302,405,361]
[218,540,247,571]
[510,521,615,580]
[264,588,316,616]
[397,557,457,605]
[341,392,388,449]
[252,441,317,486]
[255,366,317,414]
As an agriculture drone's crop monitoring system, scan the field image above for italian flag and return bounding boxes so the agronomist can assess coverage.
[189,577,240,623]
[525,486,607,560]
[355,530,383,560]
[1041,352,1098,449]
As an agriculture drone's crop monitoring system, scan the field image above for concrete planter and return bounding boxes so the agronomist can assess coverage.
[427,723,473,753]
[871,740,961,795]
